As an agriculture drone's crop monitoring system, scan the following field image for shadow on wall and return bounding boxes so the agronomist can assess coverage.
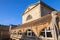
[20,34,40,40]
[20,29,40,40]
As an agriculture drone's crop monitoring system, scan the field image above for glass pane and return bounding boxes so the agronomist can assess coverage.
[26,15,32,20]
[40,32,45,37]
[18,32,22,35]
[13,31,16,35]
[47,32,52,37]
[18,30,22,35]
[28,32,31,36]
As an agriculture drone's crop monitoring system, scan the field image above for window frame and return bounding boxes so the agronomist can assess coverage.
[18,30,22,35]
[40,27,52,38]
[26,15,32,21]
[13,31,16,35]
[26,29,33,37]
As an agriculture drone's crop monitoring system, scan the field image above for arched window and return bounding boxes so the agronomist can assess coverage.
[24,29,36,37]
[25,29,33,37]
[18,30,22,35]
[27,29,32,36]
[26,15,32,20]
[13,31,16,35]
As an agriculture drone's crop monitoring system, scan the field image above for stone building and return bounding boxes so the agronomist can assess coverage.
[9,1,60,40]
[0,25,10,40]
[0,24,17,40]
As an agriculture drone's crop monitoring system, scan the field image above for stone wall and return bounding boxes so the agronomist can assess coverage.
[22,4,41,24]
[41,5,52,17]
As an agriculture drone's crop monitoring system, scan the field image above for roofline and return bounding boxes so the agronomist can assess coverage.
[22,1,57,16]
[40,1,57,11]
[22,2,40,16]
[12,14,52,30]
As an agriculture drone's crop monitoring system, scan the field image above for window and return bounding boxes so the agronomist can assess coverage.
[47,32,52,37]
[40,27,52,38]
[40,32,45,37]
[27,30,32,36]
[26,15,32,20]
[25,29,35,37]
[26,29,32,37]
[13,31,16,35]
[18,30,22,35]
[28,32,31,36]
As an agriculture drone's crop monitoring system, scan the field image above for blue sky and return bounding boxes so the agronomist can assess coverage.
[0,0,60,25]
